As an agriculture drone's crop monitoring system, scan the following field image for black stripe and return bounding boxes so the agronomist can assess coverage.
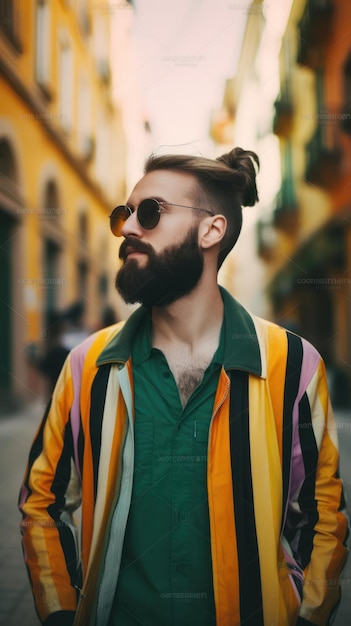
[297,391,319,568]
[89,364,112,502]
[19,400,52,507]
[77,410,85,475]
[229,370,263,626]
[281,332,303,527]
[48,418,79,585]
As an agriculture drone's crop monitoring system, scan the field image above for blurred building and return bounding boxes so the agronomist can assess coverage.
[211,0,351,405]
[0,0,136,408]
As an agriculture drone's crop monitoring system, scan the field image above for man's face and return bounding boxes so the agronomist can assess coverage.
[114,170,205,308]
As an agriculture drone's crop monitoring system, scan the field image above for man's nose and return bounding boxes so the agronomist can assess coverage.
[120,208,143,238]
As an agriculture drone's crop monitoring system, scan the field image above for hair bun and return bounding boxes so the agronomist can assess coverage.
[216,147,259,207]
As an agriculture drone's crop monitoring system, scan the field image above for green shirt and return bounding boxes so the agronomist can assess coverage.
[109,315,224,626]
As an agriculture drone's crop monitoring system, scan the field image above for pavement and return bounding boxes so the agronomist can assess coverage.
[0,400,44,626]
[1,401,350,625]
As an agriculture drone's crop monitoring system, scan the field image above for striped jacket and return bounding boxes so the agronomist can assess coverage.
[19,288,349,626]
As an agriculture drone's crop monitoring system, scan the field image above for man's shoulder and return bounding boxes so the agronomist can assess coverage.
[252,313,322,363]
[69,321,126,366]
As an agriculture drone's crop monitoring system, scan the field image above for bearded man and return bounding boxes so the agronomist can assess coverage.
[19,148,348,626]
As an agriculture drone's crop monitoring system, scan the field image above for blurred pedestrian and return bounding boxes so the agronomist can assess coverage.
[97,304,118,330]
[37,310,70,399]
[61,300,90,350]
[30,311,69,400]
[19,147,349,626]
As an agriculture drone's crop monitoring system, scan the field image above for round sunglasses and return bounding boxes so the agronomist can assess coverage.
[109,198,214,237]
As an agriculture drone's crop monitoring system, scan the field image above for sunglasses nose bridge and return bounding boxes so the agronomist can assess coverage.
[120,204,142,236]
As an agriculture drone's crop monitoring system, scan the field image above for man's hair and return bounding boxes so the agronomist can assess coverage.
[144,147,259,268]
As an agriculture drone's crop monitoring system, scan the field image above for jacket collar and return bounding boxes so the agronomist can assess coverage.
[96,287,265,378]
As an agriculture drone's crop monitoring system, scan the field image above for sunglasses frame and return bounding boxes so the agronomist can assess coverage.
[109,198,214,237]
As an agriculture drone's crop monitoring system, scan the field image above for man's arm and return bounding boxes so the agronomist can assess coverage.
[18,354,81,625]
[294,358,349,625]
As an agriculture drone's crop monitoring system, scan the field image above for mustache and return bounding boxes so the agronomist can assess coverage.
[119,237,154,261]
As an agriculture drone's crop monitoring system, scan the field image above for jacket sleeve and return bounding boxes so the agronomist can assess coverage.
[18,353,81,624]
[292,357,349,625]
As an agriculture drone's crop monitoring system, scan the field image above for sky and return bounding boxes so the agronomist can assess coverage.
[130,0,248,156]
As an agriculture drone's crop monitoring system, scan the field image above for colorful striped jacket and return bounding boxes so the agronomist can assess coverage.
[19,288,349,626]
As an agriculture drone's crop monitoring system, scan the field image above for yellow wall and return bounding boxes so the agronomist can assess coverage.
[0,0,128,405]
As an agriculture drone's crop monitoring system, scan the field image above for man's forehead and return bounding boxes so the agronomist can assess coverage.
[127,169,197,202]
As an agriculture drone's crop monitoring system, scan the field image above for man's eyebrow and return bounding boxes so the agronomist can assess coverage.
[126,196,168,207]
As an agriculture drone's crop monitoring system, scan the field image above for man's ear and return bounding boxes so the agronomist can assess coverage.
[199,214,227,250]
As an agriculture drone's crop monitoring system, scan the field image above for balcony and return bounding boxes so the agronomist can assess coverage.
[297,0,333,69]
[256,219,277,262]
[273,178,298,233]
[340,106,351,135]
[305,119,342,187]
[273,92,293,137]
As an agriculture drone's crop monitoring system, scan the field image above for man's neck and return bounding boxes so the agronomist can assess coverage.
[151,282,224,351]
[151,282,224,407]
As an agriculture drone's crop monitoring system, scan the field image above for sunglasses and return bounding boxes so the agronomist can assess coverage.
[109,198,214,237]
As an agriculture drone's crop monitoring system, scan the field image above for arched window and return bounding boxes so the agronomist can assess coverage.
[42,180,62,314]
[0,136,21,202]
[78,211,88,247]
[42,179,61,219]
[0,0,22,50]
[0,136,17,181]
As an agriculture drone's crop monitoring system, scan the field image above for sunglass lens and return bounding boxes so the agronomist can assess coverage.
[138,199,160,230]
[109,206,129,236]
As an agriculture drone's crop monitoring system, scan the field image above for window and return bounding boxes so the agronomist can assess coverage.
[341,52,351,134]
[35,0,51,90]
[0,137,20,200]
[76,0,90,37]
[43,239,61,314]
[42,180,63,314]
[0,0,22,49]
[59,34,74,132]
[0,137,17,181]
[95,110,110,188]
[78,211,88,247]
[77,260,88,300]
[77,72,93,159]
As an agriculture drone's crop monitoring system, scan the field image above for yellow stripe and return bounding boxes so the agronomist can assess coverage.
[249,376,299,624]
[208,370,240,626]
[266,322,288,463]
[23,363,77,618]
[301,361,349,623]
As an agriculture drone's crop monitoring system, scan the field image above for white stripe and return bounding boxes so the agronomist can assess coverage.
[250,314,269,378]
[96,364,135,626]
[87,365,120,573]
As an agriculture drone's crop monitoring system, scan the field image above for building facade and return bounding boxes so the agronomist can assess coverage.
[0,0,132,407]
[212,0,351,405]
[269,0,351,404]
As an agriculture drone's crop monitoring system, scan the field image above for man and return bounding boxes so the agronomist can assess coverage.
[19,147,349,626]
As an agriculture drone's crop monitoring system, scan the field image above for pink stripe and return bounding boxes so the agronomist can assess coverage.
[18,483,29,509]
[69,334,99,480]
[290,337,321,498]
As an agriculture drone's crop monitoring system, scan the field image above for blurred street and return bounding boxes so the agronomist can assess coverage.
[0,402,350,626]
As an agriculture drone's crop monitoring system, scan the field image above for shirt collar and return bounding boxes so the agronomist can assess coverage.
[96,287,264,378]
[130,312,225,368]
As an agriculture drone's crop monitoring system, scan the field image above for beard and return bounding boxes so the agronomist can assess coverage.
[115,226,204,308]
